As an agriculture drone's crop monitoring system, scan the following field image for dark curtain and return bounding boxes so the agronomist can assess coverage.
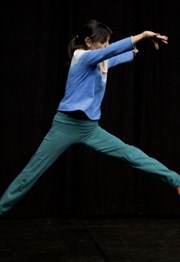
[0,0,180,218]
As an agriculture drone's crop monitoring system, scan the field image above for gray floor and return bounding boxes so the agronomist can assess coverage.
[0,216,180,262]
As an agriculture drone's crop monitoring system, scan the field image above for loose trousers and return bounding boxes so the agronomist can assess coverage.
[0,111,180,214]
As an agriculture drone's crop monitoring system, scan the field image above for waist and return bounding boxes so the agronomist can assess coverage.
[58,110,90,120]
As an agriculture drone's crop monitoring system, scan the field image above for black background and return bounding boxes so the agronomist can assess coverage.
[0,0,180,218]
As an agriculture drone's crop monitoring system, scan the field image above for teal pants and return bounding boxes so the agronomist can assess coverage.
[0,111,180,214]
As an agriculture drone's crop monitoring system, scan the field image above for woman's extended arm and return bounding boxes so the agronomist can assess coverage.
[131,31,168,50]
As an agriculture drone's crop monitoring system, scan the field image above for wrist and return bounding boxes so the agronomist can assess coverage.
[143,31,147,39]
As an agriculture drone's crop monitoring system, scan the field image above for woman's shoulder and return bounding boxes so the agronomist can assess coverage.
[72,49,90,63]
[74,49,88,56]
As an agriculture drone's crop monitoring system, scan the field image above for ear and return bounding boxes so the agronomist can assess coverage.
[85,37,92,48]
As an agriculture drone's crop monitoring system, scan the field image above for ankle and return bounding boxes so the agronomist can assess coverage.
[177,187,180,195]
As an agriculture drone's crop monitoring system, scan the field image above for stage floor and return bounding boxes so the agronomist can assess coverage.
[0,216,180,262]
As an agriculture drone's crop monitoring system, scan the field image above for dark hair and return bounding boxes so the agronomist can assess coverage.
[68,19,113,59]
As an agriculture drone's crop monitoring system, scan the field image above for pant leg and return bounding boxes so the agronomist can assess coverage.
[82,125,180,188]
[0,114,75,214]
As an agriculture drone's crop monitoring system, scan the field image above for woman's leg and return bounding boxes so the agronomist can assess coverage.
[0,114,75,214]
[82,125,180,188]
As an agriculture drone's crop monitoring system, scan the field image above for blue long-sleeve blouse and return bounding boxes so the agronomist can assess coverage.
[58,36,135,120]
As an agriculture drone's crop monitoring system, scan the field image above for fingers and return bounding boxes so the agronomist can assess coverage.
[133,48,139,54]
[156,34,168,44]
[150,34,168,50]
[154,41,159,50]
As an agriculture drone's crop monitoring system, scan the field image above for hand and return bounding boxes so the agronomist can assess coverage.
[144,31,168,50]
[133,48,139,55]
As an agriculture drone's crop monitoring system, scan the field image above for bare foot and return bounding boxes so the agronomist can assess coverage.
[177,187,180,196]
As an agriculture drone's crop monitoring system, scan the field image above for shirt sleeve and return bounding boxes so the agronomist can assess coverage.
[108,50,135,68]
[77,37,135,66]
